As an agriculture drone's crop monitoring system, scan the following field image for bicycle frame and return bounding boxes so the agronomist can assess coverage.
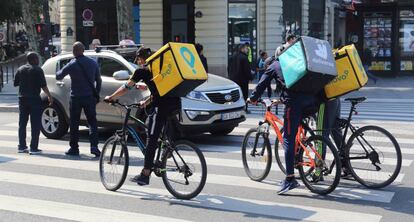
[260,103,322,169]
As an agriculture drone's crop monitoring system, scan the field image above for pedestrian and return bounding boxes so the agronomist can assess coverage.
[257,51,272,98]
[275,33,297,59]
[195,43,208,73]
[245,42,253,64]
[228,44,253,112]
[362,48,378,84]
[14,52,53,154]
[56,42,102,157]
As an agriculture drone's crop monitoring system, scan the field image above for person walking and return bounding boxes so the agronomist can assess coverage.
[257,51,272,98]
[228,44,253,112]
[14,52,53,154]
[195,43,208,73]
[275,33,297,59]
[56,42,102,157]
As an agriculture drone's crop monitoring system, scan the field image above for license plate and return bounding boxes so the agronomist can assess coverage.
[222,111,242,120]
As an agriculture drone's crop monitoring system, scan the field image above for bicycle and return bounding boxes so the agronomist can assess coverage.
[242,99,341,195]
[99,100,207,200]
[333,97,402,189]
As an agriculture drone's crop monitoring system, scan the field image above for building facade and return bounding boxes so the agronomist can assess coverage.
[60,0,333,76]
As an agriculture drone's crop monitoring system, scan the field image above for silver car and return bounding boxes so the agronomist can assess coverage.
[40,49,246,139]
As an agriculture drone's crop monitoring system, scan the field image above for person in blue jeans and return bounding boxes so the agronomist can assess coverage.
[248,60,321,194]
[56,42,102,157]
[14,52,53,154]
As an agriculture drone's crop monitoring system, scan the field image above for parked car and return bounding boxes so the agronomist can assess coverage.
[40,49,246,139]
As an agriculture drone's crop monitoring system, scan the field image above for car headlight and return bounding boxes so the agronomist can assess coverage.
[185,110,210,120]
[186,91,209,102]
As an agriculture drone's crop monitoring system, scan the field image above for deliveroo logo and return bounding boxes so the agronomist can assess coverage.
[328,70,349,85]
[180,46,197,74]
[315,43,328,59]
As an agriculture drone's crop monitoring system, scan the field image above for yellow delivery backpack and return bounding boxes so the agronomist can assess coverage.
[324,44,368,99]
[146,42,208,97]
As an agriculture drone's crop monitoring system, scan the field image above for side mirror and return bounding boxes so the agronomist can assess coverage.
[113,70,130,80]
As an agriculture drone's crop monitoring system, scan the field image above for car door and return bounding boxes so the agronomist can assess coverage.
[96,56,146,124]
[55,57,74,117]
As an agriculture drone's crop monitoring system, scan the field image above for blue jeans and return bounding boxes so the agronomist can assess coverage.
[283,95,316,175]
[18,97,41,150]
[69,96,98,149]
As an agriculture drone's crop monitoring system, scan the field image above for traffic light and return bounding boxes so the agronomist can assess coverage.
[35,23,45,34]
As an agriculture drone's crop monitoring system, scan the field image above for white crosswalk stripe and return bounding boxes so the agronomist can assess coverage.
[0,108,411,221]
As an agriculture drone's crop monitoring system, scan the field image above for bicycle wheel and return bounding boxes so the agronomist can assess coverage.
[298,135,341,195]
[345,125,402,189]
[161,140,207,200]
[274,127,286,175]
[275,127,315,175]
[99,135,129,191]
[242,128,272,181]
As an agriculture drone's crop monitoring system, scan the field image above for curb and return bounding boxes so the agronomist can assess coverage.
[0,106,18,113]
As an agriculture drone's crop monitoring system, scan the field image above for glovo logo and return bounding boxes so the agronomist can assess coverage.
[161,64,173,79]
[180,46,197,74]
[328,70,349,85]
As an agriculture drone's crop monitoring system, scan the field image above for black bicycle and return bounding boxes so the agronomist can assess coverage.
[99,100,207,200]
[333,97,402,189]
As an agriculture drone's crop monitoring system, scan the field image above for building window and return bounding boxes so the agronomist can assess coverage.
[163,0,195,44]
[399,9,414,71]
[308,0,325,39]
[282,0,302,38]
[228,0,257,62]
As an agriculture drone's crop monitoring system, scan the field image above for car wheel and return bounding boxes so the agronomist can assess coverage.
[209,127,235,136]
[41,103,69,139]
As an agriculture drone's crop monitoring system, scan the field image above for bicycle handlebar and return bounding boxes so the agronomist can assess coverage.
[247,98,283,108]
[103,99,142,110]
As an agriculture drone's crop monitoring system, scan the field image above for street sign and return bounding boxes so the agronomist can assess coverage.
[82,9,93,21]
[83,21,94,27]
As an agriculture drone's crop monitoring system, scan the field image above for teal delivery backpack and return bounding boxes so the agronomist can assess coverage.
[278,36,337,94]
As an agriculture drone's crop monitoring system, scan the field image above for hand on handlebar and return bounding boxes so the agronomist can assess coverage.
[246,98,258,105]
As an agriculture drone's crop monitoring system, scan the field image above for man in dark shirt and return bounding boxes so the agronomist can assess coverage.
[195,43,208,73]
[105,47,181,186]
[56,42,102,157]
[14,52,53,154]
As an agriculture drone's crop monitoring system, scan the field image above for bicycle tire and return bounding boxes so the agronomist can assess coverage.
[298,135,341,195]
[99,135,129,191]
[345,125,402,189]
[242,128,272,181]
[275,126,316,175]
[274,127,286,175]
[161,140,207,200]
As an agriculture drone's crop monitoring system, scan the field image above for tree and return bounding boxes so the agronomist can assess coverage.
[0,1,23,43]
[20,0,44,53]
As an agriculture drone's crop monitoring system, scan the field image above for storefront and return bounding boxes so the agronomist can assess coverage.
[351,1,414,76]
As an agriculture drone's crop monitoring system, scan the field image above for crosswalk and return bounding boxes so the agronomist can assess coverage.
[0,110,412,222]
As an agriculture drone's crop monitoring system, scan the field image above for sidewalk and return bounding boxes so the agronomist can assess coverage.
[0,83,19,112]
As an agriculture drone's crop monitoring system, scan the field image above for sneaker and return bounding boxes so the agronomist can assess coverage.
[65,148,80,156]
[29,149,42,155]
[136,173,150,186]
[129,174,141,183]
[90,147,101,157]
[18,148,29,153]
[277,178,300,195]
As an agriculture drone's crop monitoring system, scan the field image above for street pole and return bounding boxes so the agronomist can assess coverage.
[42,0,51,59]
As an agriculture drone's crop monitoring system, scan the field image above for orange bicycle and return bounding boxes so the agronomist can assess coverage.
[241,99,341,195]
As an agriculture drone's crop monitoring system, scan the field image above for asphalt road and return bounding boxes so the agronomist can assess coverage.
[0,99,413,222]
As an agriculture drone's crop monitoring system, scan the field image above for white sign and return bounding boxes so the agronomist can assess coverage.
[83,21,94,27]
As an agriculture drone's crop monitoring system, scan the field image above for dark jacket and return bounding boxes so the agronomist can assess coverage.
[199,54,208,73]
[56,55,102,97]
[228,52,252,84]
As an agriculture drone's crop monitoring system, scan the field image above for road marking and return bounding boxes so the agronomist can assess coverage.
[0,171,382,222]
[0,155,397,203]
[0,194,190,222]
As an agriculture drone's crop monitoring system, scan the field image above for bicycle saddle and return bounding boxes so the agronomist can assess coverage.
[345,97,366,104]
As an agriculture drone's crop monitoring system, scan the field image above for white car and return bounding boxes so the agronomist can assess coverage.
[40,49,246,139]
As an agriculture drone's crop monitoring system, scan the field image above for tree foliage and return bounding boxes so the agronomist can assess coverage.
[0,1,23,23]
